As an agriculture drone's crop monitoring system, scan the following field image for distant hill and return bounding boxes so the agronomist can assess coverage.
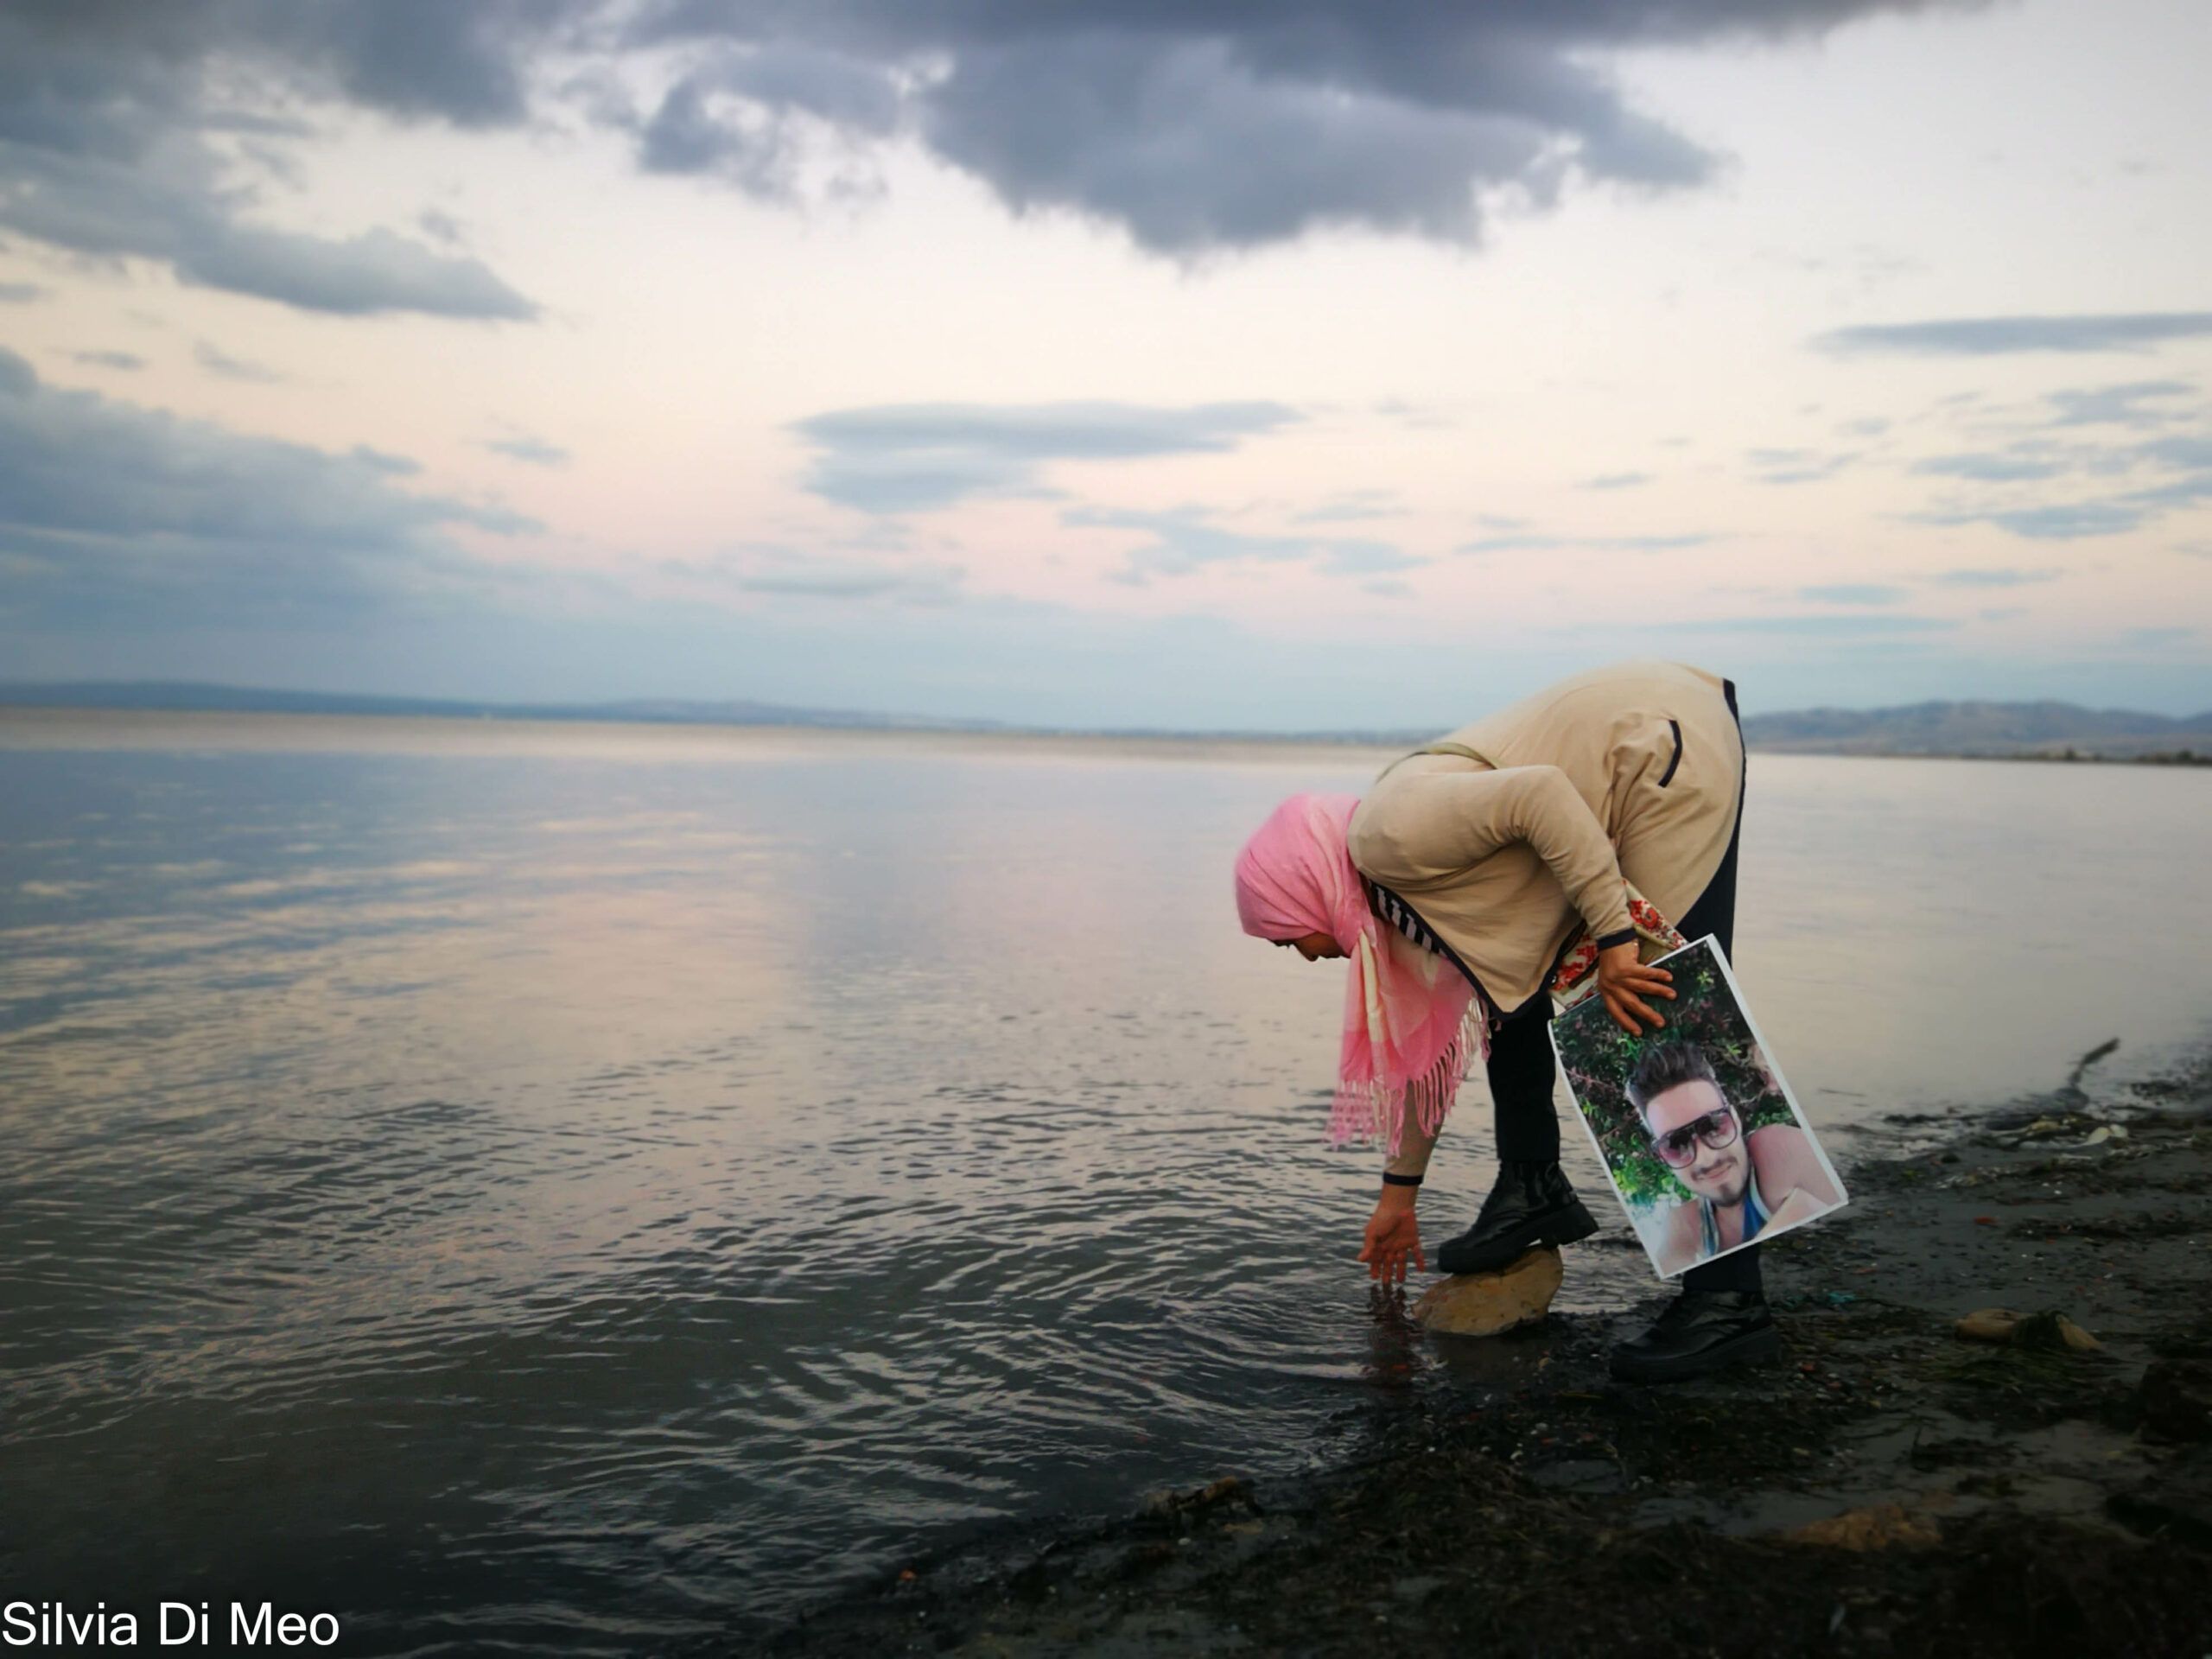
[2,682,2209,759]
[1741,700,2212,759]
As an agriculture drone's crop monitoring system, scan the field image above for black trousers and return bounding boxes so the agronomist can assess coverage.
[1485,678,1760,1295]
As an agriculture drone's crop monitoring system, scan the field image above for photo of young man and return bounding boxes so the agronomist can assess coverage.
[1630,1042,1843,1275]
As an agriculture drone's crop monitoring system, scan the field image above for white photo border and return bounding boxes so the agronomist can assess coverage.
[1548,934,1851,1281]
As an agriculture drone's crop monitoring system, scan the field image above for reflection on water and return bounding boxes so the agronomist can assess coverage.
[1,713,2206,1653]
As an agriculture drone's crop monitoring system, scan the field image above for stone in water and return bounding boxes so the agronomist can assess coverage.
[1410,1247,1562,1337]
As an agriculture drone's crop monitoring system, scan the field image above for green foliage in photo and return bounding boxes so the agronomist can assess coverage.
[1552,940,1793,1205]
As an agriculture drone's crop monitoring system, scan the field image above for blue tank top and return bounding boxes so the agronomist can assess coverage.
[1699,1164,1768,1258]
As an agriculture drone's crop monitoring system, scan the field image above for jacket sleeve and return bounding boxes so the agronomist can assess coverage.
[1349,765,1634,943]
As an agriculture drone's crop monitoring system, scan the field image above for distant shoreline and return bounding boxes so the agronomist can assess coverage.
[1754,745,2212,767]
[2,700,2209,766]
[0,704,1408,766]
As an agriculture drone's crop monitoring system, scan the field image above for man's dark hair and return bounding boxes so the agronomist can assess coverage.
[1627,1042,1724,1125]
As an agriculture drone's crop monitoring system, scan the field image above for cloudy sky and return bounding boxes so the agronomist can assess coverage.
[2,0,2207,728]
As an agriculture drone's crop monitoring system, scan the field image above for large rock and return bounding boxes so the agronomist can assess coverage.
[1410,1246,1562,1337]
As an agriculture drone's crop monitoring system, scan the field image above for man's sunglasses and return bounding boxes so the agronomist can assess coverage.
[1649,1103,1740,1167]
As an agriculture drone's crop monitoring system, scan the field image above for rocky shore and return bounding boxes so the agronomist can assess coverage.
[738,1052,2212,1657]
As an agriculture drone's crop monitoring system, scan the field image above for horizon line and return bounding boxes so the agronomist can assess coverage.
[3,677,2211,744]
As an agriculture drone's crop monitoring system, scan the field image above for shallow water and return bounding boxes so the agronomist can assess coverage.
[2,712,2206,1653]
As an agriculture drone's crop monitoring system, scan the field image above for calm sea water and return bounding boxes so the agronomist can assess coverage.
[3,711,2207,1653]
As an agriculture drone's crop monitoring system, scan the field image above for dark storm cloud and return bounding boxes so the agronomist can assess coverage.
[177,224,533,318]
[0,282,48,302]
[1,0,1993,278]
[0,1,563,134]
[635,43,904,196]
[792,400,1300,512]
[250,0,550,127]
[620,0,1989,253]
[0,4,545,318]
[0,140,538,318]
[1812,313,2212,357]
[913,34,1562,251]
[0,347,531,629]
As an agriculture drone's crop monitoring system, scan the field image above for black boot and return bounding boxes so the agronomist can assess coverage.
[1608,1290,1781,1383]
[1434,1160,1599,1276]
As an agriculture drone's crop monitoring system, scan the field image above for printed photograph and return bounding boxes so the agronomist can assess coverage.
[1552,938,1848,1279]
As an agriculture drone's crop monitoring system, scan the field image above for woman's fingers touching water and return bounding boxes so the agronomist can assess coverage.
[1358,1194,1426,1282]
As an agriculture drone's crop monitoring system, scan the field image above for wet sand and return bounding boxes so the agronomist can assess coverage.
[735,1052,2212,1656]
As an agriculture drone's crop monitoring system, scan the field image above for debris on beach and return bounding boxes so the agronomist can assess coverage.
[1409,1246,1561,1337]
[1784,1501,1945,1552]
[1993,1111,2112,1147]
[1955,1307,2102,1351]
[1141,1477,1256,1525]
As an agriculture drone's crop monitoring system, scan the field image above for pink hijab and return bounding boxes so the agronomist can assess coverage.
[1234,792,1487,1155]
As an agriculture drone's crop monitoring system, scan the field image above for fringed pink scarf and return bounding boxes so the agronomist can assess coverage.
[1233,792,1487,1157]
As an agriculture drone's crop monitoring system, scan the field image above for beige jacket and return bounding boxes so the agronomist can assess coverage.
[1344,659,1744,1176]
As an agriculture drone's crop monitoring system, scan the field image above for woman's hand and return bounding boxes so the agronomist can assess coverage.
[1597,940,1674,1035]
[1357,1186,1426,1283]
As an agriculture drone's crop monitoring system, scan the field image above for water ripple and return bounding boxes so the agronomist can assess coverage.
[3,734,2209,1651]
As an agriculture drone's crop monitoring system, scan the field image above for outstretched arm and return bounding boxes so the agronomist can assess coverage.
[1356,1087,1440,1283]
